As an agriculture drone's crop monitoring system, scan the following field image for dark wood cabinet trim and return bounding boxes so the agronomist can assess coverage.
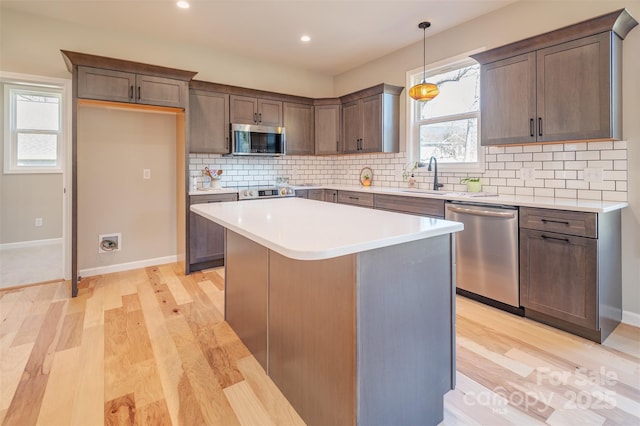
[190,79,314,105]
[61,50,197,81]
[338,83,404,104]
[471,9,637,65]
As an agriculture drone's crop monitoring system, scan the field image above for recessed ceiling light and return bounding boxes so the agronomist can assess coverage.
[177,1,190,9]
[300,35,311,42]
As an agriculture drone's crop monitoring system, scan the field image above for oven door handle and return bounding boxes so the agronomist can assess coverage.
[447,206,516,219]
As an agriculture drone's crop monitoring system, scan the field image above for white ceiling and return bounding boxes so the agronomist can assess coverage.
[1,0,519,75]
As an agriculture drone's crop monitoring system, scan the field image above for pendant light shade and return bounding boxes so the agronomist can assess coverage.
[409,21,439,102]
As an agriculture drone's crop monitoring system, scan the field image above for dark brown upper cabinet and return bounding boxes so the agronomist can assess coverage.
[230,95,283,127]
[77,66,188,108]
[340,84,402,154]
[189,89,230,154]
[472,9,637,146]
[283,102,315,155]
[314,101,341,155]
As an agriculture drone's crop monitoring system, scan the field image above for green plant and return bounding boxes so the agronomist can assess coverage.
[460,177,480,183]
[363,174,370,180]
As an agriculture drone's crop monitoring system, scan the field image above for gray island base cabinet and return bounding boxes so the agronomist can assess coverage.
[225,230,455,426]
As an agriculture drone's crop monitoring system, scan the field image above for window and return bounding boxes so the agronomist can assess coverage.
[4,84,63,173]
[409,59,481,170]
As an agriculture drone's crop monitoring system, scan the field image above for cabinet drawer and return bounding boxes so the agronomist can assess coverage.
[337,191,374,207]
[374,194,444,218]
[190,193,238,204]
[520,207,596,238]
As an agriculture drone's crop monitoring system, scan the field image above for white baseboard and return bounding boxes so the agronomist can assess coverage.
[622,310,640,328]
[79,255,178,278]
[0,237,63,250]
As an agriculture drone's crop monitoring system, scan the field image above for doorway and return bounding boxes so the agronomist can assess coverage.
[0,72,71,289]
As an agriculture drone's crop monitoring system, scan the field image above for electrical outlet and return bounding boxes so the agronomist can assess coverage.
[35,217,43,227]
[143,169,151,179]
[584,168,604,182]
[520,168,536,180]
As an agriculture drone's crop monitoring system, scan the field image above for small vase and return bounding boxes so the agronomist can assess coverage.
[211,178,221,189]
[466,181,481,192]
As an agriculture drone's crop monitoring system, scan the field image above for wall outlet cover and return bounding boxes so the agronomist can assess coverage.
[584,168,604,182]
[520,168,536,180]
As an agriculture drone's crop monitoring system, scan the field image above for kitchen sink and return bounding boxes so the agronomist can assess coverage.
[399,189,455,196]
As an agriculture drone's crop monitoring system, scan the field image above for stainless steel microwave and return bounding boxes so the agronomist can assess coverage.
[230,123,286,156]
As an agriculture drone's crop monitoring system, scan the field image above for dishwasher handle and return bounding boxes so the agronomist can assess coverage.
[447,206,517,219]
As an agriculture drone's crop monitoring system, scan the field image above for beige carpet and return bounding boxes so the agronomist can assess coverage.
[0,241,63,288]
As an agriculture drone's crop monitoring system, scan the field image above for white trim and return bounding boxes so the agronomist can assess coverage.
[622,310,640,328]
[79,255,179,278]
[0,237,63,250]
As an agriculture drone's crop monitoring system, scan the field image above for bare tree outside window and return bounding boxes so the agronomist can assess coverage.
[413,63,480,164]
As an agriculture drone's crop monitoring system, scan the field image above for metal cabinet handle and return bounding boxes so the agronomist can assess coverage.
[538,117,542,137]
[348,196,360,200]
[129,85,134,100]
[336,140,339,152]
[137,86,141,101]
[530,118,534,137]
[447,206,516,219]
[541,234,570,243]
[541,219,569,225]
[253,112,257,123]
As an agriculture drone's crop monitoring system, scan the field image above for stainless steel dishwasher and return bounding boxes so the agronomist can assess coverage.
[445,201,521,312]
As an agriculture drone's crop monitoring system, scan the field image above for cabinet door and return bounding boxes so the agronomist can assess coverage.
[136,75,187,108]
[257,99,283,127]
[360,94,383,153]
[480,53,536,145]
[77,66,135,103]
[189,212,226,264]
[295,189,309,199]
[342,100,361,153]
[189,90,230,154]
[537,33,612,142]
[308,189,325,201]
[324,189,338,203]
[230,95,258,124]
[284,102,314,155]
[315,104,341,155]
[520,229,597,329]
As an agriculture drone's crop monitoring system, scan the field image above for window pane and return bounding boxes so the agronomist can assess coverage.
[419,118,478,163]
[17,133,58,166]
[16,93,60,131]
[419,64,480,120]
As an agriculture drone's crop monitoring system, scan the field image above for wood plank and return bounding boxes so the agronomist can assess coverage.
[224,380,274,426]
[136,278,205,426]
[0,338,34,412]
[135,399,172,426]
[70,325,105,425]
[55,311,85,351]
[104,393,136,426]
[103,272,123,311]
[36,347,81,425]
[236,356,305,426]
[158,263,193,305]
[2,300,66,425]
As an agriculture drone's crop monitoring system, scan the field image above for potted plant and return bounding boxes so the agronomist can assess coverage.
[460,177,481,192]
[362,173,371,186]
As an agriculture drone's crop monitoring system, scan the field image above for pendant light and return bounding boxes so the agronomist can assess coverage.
[409,21,440,101]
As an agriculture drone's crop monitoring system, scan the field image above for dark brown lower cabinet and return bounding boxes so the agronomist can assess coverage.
[188,193,238,271]
[519,207,621,343]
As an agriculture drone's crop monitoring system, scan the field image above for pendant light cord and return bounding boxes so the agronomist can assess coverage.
[422,25,426,84]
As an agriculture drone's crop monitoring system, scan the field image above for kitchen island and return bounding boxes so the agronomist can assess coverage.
[191,197,463,426]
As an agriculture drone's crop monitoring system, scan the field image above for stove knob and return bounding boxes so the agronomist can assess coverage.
[279,188,287,196]
[242,190,249,197]
[249,190,255,197]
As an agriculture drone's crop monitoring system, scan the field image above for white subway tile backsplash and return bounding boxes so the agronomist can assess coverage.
[577,190,602,200]
[576,150,600,161]
[189,140,627,201]
[535,188,555,197]
[600,150,627,160]
[587,141,613,150]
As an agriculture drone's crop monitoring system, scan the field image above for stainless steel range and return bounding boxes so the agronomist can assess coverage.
[237,185,296,200]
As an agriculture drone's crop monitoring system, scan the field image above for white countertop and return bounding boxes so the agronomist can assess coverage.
[191,197,463,261]
[189,184,627,213]
[293,184,628,213]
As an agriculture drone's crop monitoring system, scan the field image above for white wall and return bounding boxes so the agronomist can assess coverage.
[334,0,640,320]
[77,106,177,271]
[0,8,334,98]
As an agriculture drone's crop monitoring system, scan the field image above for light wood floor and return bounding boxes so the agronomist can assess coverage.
[1,263,638,425]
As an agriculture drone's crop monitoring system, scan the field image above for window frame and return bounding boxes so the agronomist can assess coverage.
[407,55,484,173]
[3,82,64,174]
